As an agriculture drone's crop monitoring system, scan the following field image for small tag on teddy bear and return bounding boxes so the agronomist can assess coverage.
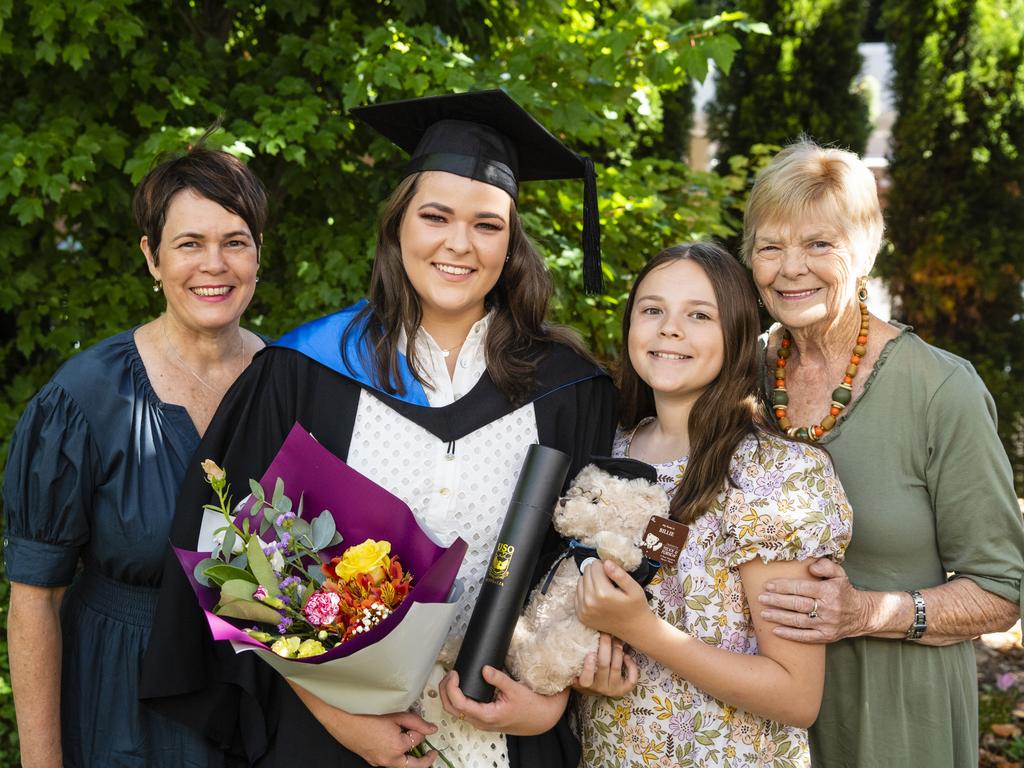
[641,516,689,568]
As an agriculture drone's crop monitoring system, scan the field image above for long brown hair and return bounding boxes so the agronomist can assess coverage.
[619,242,772,524]
[344,172,588,404]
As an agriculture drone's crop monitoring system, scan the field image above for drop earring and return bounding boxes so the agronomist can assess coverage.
[153,279,162,293]
[857,276,869,304]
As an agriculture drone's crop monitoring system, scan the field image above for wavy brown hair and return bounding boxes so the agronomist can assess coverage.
[619,242,773,524]
[344,172,589,404]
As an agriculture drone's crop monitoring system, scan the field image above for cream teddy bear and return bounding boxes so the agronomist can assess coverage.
[506,457,670,694]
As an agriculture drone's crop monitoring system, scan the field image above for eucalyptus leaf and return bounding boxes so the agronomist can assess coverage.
[222,527,236,559]
[193,557,222,587]
[291,519,312,547]
[260,516,273,536]
[310,510,336,550]
[249,478,266,502]
[306,564,327,586]
[271,477,284,508]
[328,531,344,547]
[204,564,257,587]
[246,537,282,594]
[229,553,249,570]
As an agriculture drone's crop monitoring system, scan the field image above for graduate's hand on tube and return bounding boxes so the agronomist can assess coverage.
[575,559,654,644]
[573,632,640,698]
[438,667,569,736]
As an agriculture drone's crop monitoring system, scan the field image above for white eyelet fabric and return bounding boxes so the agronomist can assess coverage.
[346,314,536,767]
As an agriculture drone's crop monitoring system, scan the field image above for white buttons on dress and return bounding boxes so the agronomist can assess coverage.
[460,358,469,368]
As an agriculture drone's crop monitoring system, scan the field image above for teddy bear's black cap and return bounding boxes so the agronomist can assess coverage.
[588,456,657,484]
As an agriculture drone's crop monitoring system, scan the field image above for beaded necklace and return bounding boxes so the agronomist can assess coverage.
[771,300,869,441]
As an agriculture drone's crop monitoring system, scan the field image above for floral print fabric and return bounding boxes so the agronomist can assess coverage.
[577,428,852,768]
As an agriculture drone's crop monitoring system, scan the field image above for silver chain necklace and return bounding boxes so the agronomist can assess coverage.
[161,318,243,396]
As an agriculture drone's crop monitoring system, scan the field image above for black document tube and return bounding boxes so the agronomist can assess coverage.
[453,443,571,702]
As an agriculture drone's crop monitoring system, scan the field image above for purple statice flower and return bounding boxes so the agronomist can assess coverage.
[277,616,293,635]
[276,511,297,527]
[280,575,302,590]
[262,541,279,556]
[278,532,291,550]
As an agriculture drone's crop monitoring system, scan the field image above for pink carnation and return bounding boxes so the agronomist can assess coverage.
[304,590,341,627]
[252,585,269,601]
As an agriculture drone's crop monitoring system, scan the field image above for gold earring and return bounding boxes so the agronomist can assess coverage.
[153,279,162,293]
[857,276,869,304]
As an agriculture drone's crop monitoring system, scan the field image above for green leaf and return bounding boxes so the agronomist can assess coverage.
[246,536,282,594]
[249,478,265,502]
[222,526,236,558]
[192,557,222,587]
[204,564,257,586]
[10,197,43,225]
[214,599,283,625]
[310,509,336,551]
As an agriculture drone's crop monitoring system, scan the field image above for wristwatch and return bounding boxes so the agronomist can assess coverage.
[905,589,927,640]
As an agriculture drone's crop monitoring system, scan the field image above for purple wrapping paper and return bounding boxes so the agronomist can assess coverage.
[174,422,467,663]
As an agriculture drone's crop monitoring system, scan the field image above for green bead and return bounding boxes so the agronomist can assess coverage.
[772,390,789,406]
[831,385,853,405]
[795,427,810,440]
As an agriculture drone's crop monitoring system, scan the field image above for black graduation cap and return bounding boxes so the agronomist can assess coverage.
[350,89,603,294]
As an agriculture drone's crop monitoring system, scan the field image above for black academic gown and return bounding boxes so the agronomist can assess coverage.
[140,333,617,767]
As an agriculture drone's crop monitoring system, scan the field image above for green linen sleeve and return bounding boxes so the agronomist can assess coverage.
[925,363,1024,615]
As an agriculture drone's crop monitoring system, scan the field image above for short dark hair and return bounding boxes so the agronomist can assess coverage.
[132,147,268,265]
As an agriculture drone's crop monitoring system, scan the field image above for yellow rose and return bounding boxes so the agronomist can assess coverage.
[297,639,327,658]
[271,636,302,658]
[334,539,391,582]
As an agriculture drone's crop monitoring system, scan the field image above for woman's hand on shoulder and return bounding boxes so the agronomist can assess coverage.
[757,557,868,643]
[438,667,569,736]
[289,681,437,766]
[573,632,640,698]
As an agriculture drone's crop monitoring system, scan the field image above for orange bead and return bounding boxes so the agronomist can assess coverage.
[857,335,868,345]
[812,426,824,438]
[781,336,791,347]
[775,379,785,388]
[830,406,841,416]
[778,358,786,367]
[851,354,861,364]
[842,375,853,384]
[775,408,786,418]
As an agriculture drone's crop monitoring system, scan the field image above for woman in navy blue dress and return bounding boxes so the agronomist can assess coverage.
[3,147,267,767]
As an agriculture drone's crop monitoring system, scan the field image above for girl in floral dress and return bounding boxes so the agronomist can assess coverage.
[574,243,853,768]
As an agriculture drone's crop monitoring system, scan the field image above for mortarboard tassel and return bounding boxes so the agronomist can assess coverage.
[581,157,604,295]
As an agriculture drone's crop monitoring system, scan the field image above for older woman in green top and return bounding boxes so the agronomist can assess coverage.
[746,139,1024,767]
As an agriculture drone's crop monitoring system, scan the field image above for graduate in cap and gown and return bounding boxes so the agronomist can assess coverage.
[140,90,617,768]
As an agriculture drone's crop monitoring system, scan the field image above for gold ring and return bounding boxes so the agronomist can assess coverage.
[808,599,819,619]
[458,712,465,721]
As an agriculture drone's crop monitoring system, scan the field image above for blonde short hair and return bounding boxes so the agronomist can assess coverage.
[741,139,884,270]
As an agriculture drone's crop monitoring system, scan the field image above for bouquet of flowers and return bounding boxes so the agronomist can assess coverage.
[174,423,467,715]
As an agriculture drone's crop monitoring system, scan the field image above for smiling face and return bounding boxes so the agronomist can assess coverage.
[750,213,868,333]
[143,189,259,335]
[397,171,512,331]
[627,258,725,405]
